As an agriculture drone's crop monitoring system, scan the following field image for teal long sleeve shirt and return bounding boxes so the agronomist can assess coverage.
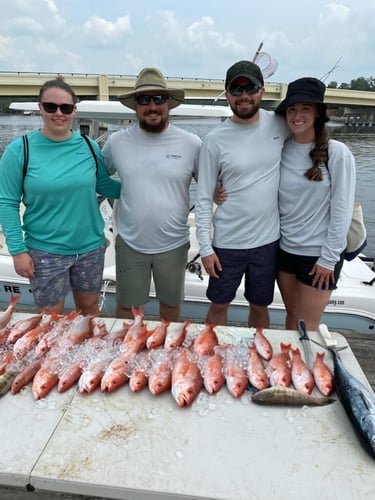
[0,130,121,255]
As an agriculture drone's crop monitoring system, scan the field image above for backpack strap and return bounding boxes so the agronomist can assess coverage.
[81,134,98,176]
[21,134,29,193]
[21,133,99,192]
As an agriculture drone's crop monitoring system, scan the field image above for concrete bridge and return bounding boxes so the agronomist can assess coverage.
[1,71,375,111]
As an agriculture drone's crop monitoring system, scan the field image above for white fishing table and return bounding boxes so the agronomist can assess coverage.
[0,315,374,500]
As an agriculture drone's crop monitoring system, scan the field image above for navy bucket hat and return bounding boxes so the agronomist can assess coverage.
[275,77,330,122]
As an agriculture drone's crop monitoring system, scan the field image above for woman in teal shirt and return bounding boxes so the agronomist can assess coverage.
[0,78,120,315]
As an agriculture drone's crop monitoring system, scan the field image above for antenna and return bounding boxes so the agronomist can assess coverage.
[320,56,343,82]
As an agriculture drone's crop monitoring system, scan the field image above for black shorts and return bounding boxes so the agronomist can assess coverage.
[206,240,279,306]
[277,248,344,290]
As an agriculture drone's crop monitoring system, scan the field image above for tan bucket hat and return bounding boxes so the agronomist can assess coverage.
[118,67,185,110]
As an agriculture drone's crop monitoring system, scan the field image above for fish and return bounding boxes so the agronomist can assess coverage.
[57,362,83,393]
[6,314,43,344]
[254,327,273,361]
[193,323,219,356]
[251,386,335,406]
[100,353,130,393]
[148,349,172,396]
[221,345,248,398]
[128,351,150,393]
[35,311,78,356]
[12,313,58,359]
[122,305,150,357]
[171,348,203,407]
[0,350,14,375]
[11,359,42,394]
[247,343,269,391]
[291,347,315,395]
[267,343,292,387]
[32,355,60,400]
[329,346,375,459]
[0,327,11,346]
[313,352,334,396]
[0,368,18,396]
[201,351,225,395]
[146,319,170,350]
[164,320,190,350]
[0,294,21,330]
[79,358,112,394]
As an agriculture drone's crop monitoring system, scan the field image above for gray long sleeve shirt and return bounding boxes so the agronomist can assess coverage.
[195,110,289,257]
[279,138,356,270]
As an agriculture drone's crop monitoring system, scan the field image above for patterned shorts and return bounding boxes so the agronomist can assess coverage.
[28,245,106,308]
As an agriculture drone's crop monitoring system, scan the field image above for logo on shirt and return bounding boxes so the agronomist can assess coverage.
[166,154,182,160]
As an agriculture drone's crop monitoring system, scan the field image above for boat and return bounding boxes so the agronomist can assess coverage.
[2,100,375,334]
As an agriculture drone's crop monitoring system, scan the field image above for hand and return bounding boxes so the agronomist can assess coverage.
[214,182,227,205]
[13,253,35,278]
[201,253,222,278]
[309,263,335,290]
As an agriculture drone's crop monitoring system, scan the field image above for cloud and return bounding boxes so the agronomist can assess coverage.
[83,15,132,47]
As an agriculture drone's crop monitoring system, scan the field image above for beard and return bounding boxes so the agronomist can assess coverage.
[230,99,261,120]
[139,112,168,133]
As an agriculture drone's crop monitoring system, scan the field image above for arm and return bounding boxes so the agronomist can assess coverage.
[195,137,223,276]
[94,144,121,199]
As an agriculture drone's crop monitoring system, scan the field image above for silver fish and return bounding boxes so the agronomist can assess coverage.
[251,386,335,406]
[329,346,375,459]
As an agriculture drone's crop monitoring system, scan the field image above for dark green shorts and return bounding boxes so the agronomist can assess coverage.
[115,236,190,308]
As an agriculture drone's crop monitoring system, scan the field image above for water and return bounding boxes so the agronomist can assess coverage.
[1,114,374,257]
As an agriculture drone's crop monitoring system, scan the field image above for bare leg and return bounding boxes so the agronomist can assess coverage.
[73,291,100,315]
[206,303,229,326]
[248,304,270,328]
[277,271,299,329]
[116,304,134,319]
[160,302,181,322]
[38,298,65,315]
[296,283,332,331]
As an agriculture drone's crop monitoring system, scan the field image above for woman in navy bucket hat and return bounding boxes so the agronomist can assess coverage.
[275,77,357,330]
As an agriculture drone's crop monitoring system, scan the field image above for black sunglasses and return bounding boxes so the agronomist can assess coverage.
[228,84,262,96]
[135,95,169,105]
[41,102,75,114]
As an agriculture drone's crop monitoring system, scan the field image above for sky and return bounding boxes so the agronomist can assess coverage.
[0,0,374,86]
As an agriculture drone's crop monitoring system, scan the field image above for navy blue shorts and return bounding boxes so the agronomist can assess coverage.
[206,240,279,306]
[277,248,344,290]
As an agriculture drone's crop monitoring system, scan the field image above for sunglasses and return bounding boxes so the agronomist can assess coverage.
[40,102,75,114]
[228,84,262,96]
[135,95,169,106]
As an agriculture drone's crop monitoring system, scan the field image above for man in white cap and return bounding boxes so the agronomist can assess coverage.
[195,60,290,328]
[102,67,201,321]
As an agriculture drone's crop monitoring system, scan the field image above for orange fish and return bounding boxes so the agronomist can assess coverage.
[164,320,190,350]
[122,305,150,356]
[291,347,315,395]
[146,319,170,350]
[100,353,130,393]
[13,314,58,359]
[222,346,248,398]
[0,294,21,330]
[201,351,225,395]
[79,357,112,394]
[57,362,83,393]
[35,311,79,356]
[6,314,43,344]
[254,327,273,361]
[32,355,60,399]
[267,342,292,387]
[247,343,269,391]
[128,351,150,393]
[11,359,42,394]
[171,348,203,407]
[313,352,334,396]
[0,350,14,375]
[148,350,172,396]
[193,323,219,356]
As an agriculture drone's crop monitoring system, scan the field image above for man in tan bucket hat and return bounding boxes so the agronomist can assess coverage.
[102,67,201,321]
